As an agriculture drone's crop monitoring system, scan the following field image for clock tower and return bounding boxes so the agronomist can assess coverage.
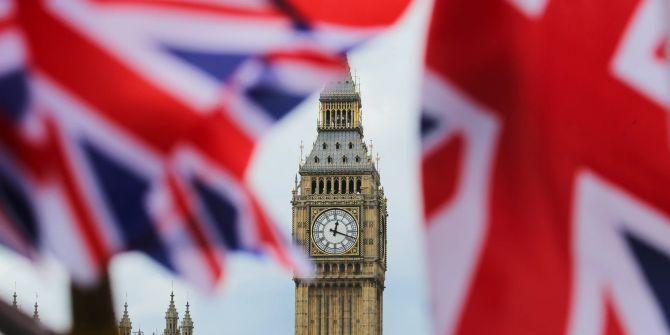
[292,67,388,335]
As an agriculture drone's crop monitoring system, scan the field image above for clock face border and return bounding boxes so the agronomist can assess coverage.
[309,206,360,257]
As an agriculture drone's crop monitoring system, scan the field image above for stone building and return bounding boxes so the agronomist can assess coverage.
[9,290,41,322]
[9,289,192,335]
[118,291,193,335]
[292,65,388,334]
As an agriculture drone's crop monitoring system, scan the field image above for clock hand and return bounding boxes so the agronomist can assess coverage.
[328,229,356,240]
[332,222,339,237]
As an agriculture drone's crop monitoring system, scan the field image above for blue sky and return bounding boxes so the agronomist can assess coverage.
[0,0,434,333]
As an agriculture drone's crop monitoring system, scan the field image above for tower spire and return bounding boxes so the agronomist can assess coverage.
[119,299,132,335]
[12,288,17,309]
[163,289,179,335]
[181,301,193,335]
[33,294,39,322]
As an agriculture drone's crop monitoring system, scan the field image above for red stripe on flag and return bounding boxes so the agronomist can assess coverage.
[189,110,255,181]
[0,16,16,32]
[16,2,239,156]
[167,173,223,282]
[1,108,109,271]
[656,37,667,62]
[86,0,286,20]
[47,118,109,269]
[288,0,410,27]
[0,204,34,257]
[248,187,295,270]
[422,133,464,221]
[0,114,52,180]
[265,49,345,68]
[17,1,256,179]
[604,295,626,335]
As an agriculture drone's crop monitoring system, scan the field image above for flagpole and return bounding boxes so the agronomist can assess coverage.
[69,271,117,335]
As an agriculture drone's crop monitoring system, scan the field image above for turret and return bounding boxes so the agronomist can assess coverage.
[163,291,180,335]
[180,302,193,335]
[118,301,132,335]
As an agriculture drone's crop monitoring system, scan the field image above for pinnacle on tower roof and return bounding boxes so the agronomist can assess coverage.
[181,301,193,333]
[119,300,132,334]
[164,290,180,335]
[12,290,17,309]
[33,295,39,322]
[166,290,178,318]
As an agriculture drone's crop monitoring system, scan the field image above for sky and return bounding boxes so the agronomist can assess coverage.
[0,0,434,333]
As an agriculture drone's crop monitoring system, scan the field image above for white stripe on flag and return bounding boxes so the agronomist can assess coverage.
[0,0,13,20]
[0,30,26,76]
[38,184,100,285]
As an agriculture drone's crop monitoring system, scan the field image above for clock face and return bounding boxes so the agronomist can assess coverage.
[312,209,358,254]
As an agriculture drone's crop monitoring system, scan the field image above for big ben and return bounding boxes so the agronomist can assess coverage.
[292,66,388,335]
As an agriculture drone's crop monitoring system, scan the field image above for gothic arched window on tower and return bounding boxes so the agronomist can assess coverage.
[348,110,352,126]
[355,155,360,163]
[336,142,340,150]
[322,142,327,150]
[349,178,354,194]
[342,156,347,163]
[314,156,319,163]
[327,156,333,164]
[319,179,324,194]
[356,178,362,193]
[349,142,353,149]
[326,111,331,126]
[334,178,339,194]
[326,179,332,194]
[311,179,316,194]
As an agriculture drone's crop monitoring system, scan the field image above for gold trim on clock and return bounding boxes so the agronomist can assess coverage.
[309,207,360,257]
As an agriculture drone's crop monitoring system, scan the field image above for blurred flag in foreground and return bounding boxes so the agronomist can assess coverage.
[421,0,670,334]
[0,0,409,288]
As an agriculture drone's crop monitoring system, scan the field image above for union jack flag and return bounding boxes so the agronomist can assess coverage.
[422,0,670,334]
[0,0,409,288]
